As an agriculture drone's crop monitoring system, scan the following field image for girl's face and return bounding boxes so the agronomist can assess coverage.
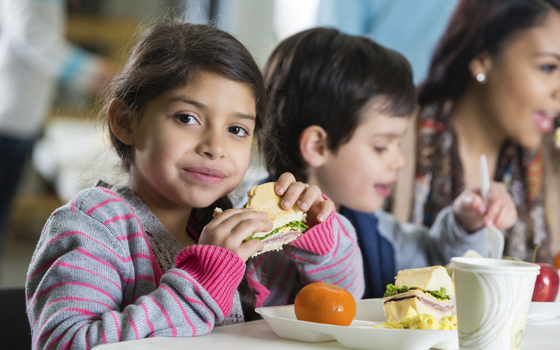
[482,10,560,149]
[128,71,256,210]
[314,100,408,213]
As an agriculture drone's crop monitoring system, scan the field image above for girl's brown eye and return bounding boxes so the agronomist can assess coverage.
[228,126,249,137]
[176,114,198,125]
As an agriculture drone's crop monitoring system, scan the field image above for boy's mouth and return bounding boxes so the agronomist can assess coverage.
[374,184,392,197]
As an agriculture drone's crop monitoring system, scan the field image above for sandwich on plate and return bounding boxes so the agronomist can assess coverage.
[214,182,308,256]
[382,265,454,322]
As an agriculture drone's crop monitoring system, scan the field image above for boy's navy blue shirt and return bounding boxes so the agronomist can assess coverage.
[340,207,396,299]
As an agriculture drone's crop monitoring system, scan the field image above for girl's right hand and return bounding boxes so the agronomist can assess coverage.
[198,208,269,262]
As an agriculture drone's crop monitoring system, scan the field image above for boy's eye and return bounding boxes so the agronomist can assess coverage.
[374,146,388,153]
[228,126,250,137]
[540,64,558,73]
[175,113,199,125]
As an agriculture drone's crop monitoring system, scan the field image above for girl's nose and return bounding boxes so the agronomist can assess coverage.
[198,129,226,159]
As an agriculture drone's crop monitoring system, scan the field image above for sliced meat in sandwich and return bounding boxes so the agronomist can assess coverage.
[382,265,455,322]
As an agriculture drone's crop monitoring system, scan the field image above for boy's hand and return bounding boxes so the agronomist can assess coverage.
[275,172,335,227]
[453,182,517,233]
[198,208,268,262]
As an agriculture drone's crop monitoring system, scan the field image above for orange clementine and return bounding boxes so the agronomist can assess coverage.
[553,252,560,270]
[294,282,356,326]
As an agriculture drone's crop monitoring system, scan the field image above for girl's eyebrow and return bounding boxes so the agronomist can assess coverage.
[167,95,256,121]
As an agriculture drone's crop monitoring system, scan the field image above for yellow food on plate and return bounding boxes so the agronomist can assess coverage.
[374,306,457,330]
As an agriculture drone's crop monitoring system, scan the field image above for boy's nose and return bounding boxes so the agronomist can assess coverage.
[391,150,406,170]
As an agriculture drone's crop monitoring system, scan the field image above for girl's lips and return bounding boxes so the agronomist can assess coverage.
[183,167,227,184]
[532,112,557,134]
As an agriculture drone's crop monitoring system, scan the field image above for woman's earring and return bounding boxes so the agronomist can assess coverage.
[476,73,487,83]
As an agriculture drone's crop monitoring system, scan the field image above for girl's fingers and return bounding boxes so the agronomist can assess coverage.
[237,239,265,262]
[210,208,255,226]
[210,210,268,238]
[229,218,273,243]
[280,181,308,210]
[469,194,487,215]
[275,172,297,196]
[484,199,504,226]
[296,185,323,212]
[316,199,335,222]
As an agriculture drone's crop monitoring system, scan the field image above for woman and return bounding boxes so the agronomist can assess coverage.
[394,0,560,262]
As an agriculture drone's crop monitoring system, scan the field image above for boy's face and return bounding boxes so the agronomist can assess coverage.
[313,101,409,213]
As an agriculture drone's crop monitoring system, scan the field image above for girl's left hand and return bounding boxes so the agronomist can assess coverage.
[275,172,334,227]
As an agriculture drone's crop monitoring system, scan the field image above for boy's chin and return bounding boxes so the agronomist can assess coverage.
[343,198,385,214]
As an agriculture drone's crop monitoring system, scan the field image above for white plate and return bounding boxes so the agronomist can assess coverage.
[527,301,560,323]
[255,299,458,350]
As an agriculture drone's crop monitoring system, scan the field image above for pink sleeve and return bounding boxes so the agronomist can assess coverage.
[289,209,336,256]
[175,245,245,316]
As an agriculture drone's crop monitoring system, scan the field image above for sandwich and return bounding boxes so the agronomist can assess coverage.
[214,182,308,255]
[555,127,560,149]
[382,266,455,322]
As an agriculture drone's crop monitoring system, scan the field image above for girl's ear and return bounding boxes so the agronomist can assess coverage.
[468,50,493,81]
[108,98,134,145]
[299,125,329,168]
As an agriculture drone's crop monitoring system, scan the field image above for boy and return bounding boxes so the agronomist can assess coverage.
[260,28,517,298]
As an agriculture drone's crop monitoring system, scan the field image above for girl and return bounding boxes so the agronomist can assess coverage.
[26,21,364,349]
[262,27,517,298]
[402,0,560,262]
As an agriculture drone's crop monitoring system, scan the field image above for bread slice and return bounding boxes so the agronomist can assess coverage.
[395,265,455,297]
[245,182,306,239]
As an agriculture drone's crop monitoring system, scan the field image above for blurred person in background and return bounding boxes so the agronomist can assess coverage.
[0,0,116,255]
[316,0,459,84]
[393,0,560,263]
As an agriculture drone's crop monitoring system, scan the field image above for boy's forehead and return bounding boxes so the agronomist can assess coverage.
[357,109,410,138]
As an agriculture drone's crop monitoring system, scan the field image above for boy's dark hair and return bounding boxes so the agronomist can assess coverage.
[419,0,560,106]
[262,27,416,182]
[101,20,266,321]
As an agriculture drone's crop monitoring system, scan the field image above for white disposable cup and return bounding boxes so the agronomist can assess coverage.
[451,257,540,350]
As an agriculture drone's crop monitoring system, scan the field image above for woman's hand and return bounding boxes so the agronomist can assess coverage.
[198,208,268,262]
[275,172,335,227]
[453,181,517,233]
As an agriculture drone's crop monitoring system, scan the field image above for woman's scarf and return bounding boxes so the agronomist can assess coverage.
[413,102,552,262]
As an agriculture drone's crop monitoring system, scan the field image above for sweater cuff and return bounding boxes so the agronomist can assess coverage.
[175,245,245,316]
[289,209,336,255]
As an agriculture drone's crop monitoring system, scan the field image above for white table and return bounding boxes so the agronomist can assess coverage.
[92,317,559,350]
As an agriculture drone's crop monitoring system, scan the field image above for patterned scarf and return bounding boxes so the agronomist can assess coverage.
[413,102,552,262]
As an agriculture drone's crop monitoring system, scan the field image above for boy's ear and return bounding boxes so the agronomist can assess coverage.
[468,50,493,80]
[108,98,134,145]
[299,125,329,168]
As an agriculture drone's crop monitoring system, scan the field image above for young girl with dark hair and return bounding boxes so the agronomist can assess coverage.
[26,21,364,349]
[262,27,518,299]
[400,0,560,262]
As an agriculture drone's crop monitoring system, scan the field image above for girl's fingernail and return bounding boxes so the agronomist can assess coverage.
[261,211,268,216]
[281,200,290,208]
[464,195,473,203]
[318,214,326,222]
[299,202,309,211]
[478,206,487,215]
[276,186,285,195]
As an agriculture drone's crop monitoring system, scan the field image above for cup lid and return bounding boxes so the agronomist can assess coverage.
[451,257,540,275]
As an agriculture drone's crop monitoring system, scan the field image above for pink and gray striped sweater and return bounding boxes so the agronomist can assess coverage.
[26,184,364,350]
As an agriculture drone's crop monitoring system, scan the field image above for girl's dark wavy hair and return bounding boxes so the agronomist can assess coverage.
[262,27,416,182]
[419,0,560,106]
[101,19,267,321]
